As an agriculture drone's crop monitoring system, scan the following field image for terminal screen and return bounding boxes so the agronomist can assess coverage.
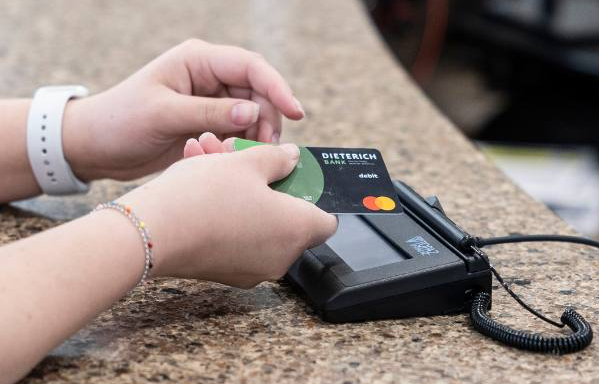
[326,214,406,271]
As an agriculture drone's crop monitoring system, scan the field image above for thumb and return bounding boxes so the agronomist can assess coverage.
[240,143,300,184]
[166,94,260,134]
[282,195,338,248]
[305,206,338,248]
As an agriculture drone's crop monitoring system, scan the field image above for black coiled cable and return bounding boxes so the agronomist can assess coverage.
[469,234,596,354]
[470,292,593,354]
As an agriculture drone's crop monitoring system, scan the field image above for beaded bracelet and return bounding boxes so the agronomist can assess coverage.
[92,201,154,285]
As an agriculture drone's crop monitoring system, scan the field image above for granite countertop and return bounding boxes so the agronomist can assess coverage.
[2,1,598,383]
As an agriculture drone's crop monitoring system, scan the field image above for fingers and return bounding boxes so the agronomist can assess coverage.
[183,138,205,157]
[240,144,300,184]
[228,87,282,144]
[198,132,225,153]
[180,40,305,120]
[183,134,237,158]
[244,123,259,142]
[190,136,299,184]
[165,94,260,135]
[254,93,282,144]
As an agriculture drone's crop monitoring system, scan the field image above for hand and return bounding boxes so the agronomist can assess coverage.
[115,143,337,288]
[62,39,305,182]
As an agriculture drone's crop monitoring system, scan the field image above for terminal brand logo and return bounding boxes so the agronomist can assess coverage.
[406,236,439,256]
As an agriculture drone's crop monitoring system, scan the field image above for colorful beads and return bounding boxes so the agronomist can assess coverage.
[92,201,154,286]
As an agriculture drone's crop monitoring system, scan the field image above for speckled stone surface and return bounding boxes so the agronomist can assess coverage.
[2,1,599,383]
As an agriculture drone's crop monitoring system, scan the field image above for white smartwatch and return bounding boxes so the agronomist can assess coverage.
[27,85,90,195]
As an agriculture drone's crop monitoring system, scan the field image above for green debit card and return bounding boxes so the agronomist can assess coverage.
[234,138,401,214]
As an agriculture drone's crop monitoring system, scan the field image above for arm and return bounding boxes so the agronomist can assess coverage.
[0,99,40,202]
[0,39,304,203]
[0,39,321,383]
[0,210,143,383]
[0,144,337,384]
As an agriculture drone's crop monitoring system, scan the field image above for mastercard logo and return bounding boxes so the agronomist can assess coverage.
[362,196,396,211]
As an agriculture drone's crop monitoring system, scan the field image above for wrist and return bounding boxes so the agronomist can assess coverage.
[114,192,172,278]
[114,179,211,279]
[62,95,103,182]
[81,209,148,289]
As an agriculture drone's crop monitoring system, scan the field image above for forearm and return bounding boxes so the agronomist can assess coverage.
[0,99,41,203]
[0,210,144,383]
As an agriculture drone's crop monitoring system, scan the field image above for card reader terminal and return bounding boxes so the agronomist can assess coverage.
[286,180,492,323]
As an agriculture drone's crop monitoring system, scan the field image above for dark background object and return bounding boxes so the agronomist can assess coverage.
[363,0,599,236]
[363,0,599,145]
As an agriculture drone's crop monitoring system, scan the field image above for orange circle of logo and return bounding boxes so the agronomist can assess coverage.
[362,196,380,211]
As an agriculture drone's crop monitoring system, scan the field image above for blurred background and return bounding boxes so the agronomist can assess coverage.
[362,0,599,237]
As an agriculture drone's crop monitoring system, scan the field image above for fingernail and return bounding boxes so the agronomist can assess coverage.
[183,138,198,158]
[271,132,280,144]
[199,131,214,140]
[231,102,260,126]
[279,143,300,160]
[293,97,305,117]
[223,137,237,152]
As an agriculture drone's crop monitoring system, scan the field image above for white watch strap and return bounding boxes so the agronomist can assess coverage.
[27,85,90,195]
